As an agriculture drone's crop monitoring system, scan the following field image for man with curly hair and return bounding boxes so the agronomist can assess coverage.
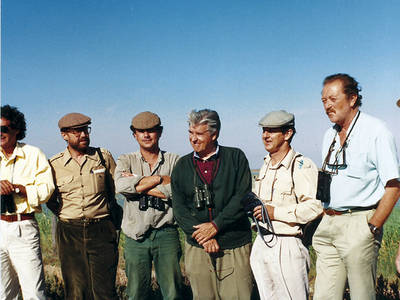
[0,105,55,300]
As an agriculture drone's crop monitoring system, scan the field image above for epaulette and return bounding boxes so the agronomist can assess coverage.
[49,152,64,163]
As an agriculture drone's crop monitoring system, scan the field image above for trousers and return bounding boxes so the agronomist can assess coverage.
[0,218,46,300]
[185,242,253,300]
[124,226,183,300]
[57,218,119,300]
[312,209,382,300]
[250,235,310,300]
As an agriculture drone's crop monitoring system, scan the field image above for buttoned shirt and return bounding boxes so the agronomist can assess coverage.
[115,150,179,240]
[0,142,54,214]
[322,112,400,210]
[254,148,322,235]
[48,147,116,219]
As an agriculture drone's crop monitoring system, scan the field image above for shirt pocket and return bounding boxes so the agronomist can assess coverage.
[346,152,369,179]
[57,175,74,193]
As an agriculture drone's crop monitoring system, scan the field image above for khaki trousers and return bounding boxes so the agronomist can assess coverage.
[184,242,253,300]
[312,210,382,300]
[250,235,310,300]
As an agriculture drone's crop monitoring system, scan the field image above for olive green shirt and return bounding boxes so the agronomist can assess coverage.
[48,147,116,219]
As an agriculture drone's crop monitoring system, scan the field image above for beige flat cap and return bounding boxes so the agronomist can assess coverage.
[131,111,161,130]
[258,110,295,128]
[58,113,91,130]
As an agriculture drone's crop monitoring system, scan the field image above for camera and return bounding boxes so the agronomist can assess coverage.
[241,192,262,217]
[1,194,16,214]
[317,171,331,203]
[193,184,213,209]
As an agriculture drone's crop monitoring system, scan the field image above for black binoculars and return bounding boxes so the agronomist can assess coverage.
[1,194,16,214]
[193,184,213,209]
[138,195,166,211]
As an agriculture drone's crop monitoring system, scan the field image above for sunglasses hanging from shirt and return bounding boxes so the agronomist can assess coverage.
[317,111,361,203]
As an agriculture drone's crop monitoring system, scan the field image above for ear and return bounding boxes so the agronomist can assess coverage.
[349,94,358,108]
[284,129,293,141]
[210,131,218,142]
[61,131,68,142]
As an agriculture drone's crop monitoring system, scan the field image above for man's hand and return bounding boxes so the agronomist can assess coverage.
[203,238,220,253]
[1,180,14,195]
[192,222,218,245]
[253,204,274,221]
[121,172,134,177]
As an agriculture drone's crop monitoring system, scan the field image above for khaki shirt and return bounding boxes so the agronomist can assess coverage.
[254,148,322,235]
[48,147,116,219]
[0,143,54,214]
[115,150,179,240]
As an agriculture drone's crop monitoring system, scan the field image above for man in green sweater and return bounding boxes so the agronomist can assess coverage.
[171,109,253,300]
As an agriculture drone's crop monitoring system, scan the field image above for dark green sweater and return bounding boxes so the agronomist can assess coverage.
[171,146,252,249]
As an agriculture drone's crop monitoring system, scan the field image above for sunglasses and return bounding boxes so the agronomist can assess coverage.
[65,126,92,136]
[0,125,12,133]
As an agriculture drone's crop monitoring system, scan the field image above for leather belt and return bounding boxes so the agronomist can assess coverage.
[1,213,35,222]
[59,216,110,225]
[324,204,378,216]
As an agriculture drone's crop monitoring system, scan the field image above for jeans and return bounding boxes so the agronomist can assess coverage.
[57,218,119,300]
[124,226,183,300]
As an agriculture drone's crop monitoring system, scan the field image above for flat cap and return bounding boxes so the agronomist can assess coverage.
[258,110,295,128]
[397,99,400,108]
[131,111,161,130]
[58,113,91,130]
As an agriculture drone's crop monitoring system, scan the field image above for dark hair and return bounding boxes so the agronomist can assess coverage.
[323,73,362,107]
[1,105,27,140]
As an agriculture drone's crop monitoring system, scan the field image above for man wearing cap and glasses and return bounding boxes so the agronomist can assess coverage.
[0,105,54,300]
[47,112,119,300]
[313,74,400,300]
[114,111,183,300]
[250,110,322,300]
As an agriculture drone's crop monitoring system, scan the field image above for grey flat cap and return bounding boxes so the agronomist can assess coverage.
[258,110,295,128]
[58,113,91,130]
[131,111,161,130]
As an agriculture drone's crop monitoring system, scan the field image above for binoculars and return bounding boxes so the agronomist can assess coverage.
[138,195,166,211]
[1,194,16,214]
[193,184,213,209]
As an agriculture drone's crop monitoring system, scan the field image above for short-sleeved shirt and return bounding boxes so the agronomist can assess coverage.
[322,112,400,210]
[0,142,55,214]
[254,148,322,235]
[48,147,116,219]
[114,150,179,240]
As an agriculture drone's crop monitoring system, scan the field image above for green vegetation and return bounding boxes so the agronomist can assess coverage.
[37,207,400,299]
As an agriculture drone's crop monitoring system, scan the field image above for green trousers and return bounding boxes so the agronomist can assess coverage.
[124,226,183,300]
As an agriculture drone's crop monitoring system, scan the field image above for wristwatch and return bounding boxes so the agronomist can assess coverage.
[15,187,20,194]
[368,223,381,235]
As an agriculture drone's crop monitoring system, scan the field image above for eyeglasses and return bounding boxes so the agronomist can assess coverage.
[66,126,91,136]
[322,141,347,175]
[0,125,12,133]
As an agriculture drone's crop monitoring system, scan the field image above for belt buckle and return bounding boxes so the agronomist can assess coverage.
[82,217,91,224]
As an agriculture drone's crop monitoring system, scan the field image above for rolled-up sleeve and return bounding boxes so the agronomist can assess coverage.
[114,154,143,196]
[25,148,55,208]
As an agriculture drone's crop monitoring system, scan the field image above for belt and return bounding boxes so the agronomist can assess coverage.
[1,213,35,222]
[324,204,378,216]
[59,216,110,225]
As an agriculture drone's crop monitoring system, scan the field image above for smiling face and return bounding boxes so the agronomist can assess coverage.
[0,118,18,152]
[62,126,91,152]
[133,127,161,152]
[262,127,292,155]
[189,123,218,158]
[321,80,358,128]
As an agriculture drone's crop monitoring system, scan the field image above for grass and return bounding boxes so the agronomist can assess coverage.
[36,206,400,299]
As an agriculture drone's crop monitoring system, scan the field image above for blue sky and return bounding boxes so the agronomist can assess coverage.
[2,0,399,168]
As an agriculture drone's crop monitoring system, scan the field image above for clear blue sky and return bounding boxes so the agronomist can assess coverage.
[2,0,399,168]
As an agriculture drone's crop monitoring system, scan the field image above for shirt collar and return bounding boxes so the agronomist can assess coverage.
[62,147,96,166]
[0,142,26,161]
[194,144,220,161]
[264,148,296,170]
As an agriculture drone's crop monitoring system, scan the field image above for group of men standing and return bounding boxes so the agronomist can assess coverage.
[1,73,399,300]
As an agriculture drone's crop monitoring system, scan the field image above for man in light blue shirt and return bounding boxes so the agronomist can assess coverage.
[312,73,400,300]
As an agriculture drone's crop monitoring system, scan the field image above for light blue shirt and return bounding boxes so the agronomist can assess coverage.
[322,112,400,210]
